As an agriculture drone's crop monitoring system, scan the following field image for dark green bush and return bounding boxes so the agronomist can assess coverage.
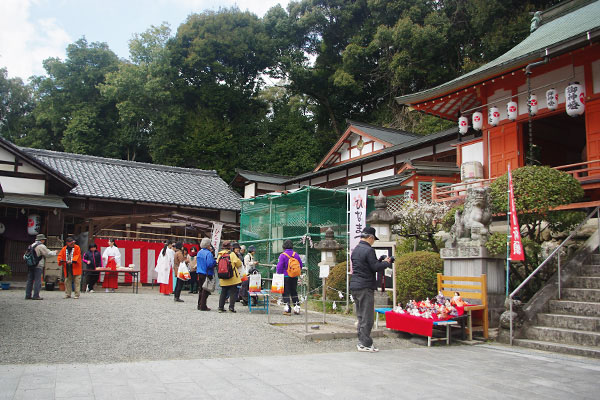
[395,251,443,305]
[325,261,347,299]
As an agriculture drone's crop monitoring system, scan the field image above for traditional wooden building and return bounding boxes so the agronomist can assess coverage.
[1,139,241,276]
[395,0,600,203]
[232,120,465,203]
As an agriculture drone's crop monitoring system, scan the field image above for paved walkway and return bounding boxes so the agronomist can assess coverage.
[1,344,598,400]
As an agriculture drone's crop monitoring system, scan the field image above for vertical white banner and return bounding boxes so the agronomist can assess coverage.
[211,222,224,252]
[348,189,368,273]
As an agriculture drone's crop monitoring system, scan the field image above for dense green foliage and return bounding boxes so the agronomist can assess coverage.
[0,1,556,180]
[395,251,443,304]
[487,166,585,299]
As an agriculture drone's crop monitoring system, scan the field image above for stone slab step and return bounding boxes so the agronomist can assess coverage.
[580,265,600,276]
[513,338,600,359]
[524,326,600,346]
[536,313,600,332]
[570,276,600,289]
[561,288,600,302]
[588,254,600,265]
[549,300,600,317]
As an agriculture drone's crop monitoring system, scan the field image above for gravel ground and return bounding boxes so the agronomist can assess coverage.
[0,287,415,364]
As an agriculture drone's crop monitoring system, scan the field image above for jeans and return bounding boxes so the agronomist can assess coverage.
[219,285,239,311]
[189,270,198,292]
[352,288,375,347]
[174,278,185,299]
[25,267,43,299]
[283,276,299,306]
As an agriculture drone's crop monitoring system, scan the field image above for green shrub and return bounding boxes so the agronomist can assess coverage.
[325,261,347,299]
[395,251,443,305]
[441,204,463,232]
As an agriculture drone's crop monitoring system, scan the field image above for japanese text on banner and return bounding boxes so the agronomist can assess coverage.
[508,168,525,261]
[349,189,368,273]
[211,222,223,253]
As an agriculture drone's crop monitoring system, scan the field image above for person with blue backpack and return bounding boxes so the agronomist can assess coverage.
[24,234,56,300]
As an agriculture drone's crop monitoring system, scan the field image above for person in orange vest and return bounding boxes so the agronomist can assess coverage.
[57,237,82,299]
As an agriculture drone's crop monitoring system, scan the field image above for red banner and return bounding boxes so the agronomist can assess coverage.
[508,168,525,261]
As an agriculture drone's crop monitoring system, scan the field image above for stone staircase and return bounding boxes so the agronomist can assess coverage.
[513,254,600,358]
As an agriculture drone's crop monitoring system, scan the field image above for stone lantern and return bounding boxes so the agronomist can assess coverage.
[314,227,343,321]
[366,191,396,242]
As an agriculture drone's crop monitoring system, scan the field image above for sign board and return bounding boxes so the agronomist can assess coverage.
[210,222,224,253]
[319,264,330,279]
[348,189,368,274]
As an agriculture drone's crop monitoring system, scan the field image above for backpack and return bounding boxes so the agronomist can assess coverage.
[23,243,42,268]
[284,252,301,278]
[217,252,233,279]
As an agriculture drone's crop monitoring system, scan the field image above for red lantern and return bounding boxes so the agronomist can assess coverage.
[458,116,469,135]
[528,94,538,116]
[472,111,483,131]
[546,88,558,111]
[488,106,499,126]
[565,82,585,117]
[507,101,517,121]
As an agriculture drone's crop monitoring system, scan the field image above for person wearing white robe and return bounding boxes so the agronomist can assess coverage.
[157,242,174,295]
[166,242,176,291]
[102,239,121,292]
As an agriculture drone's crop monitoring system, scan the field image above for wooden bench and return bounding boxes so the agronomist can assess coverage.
[437,273,488,340]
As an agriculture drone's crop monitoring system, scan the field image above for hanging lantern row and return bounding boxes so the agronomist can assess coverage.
[459,81,586,132]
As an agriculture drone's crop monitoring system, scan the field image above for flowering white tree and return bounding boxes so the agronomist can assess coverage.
[392,200,450,253]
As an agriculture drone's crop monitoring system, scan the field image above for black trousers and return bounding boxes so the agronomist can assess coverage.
[219,285,239,311]
[86,271,99,290]
[189,270,198,292]
[174,278,185,299]
[238,280,249,302]
[197,274,211,309]
[283,276,299,306]
[352,288,375,347]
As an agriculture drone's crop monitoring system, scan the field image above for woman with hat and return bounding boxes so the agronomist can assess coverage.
[83,243,102,293]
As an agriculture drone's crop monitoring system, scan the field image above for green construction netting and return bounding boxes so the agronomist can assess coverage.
[240,186,372,293]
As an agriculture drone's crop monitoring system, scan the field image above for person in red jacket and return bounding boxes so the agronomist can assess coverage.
[57,237,82,299]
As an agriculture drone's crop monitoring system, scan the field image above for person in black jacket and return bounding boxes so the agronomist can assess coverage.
[350,226,391,352]
[83,243,102,293]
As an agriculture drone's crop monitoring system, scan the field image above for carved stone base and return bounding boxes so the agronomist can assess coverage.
[441,246,506,328]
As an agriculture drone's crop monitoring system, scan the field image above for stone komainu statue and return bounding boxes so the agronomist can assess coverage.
[446,187,492,248]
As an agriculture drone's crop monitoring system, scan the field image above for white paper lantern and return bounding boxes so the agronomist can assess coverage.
[565,82,585,117]
[528,94,538,116]
[488,106,500,126]
[472,111,483,131]
[507,101,518,121]
[27,214,41,236]
[546,88,558,111]
[458,116,469,135]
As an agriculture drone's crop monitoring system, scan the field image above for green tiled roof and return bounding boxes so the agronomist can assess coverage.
[396,0,600,105]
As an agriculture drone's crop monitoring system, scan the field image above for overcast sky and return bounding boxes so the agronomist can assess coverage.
[0,0,290,81]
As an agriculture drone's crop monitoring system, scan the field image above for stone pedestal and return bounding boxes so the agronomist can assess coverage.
[440,246,506,327]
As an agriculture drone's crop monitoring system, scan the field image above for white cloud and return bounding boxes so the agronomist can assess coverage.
[0,0,71,80]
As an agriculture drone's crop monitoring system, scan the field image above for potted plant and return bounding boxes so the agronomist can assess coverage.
[0,264,11,289]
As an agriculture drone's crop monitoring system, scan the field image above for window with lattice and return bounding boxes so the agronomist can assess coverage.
[418,181,452,203]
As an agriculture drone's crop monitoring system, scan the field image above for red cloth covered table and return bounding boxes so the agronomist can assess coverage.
[385,306,466,337]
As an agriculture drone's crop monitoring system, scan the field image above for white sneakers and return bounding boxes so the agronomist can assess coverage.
[293,304,301,315]
[357,344,379,352]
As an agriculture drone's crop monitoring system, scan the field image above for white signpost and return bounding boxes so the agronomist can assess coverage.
[210,222,223,252]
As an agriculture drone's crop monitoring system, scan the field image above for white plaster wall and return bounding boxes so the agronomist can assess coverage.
[374,142,384,151]
[362,168,395,182]
[351,147,360,158]
[0,148,14,162]
[347,176,362,185]
[394,147,433,163]
[486,88,513,121]
[244,183,256,198]
[516,64,585,115]
[363,157,394,172]
[0,176,45,194]
[363,142,373,153]
[220,210,237,223]
[257,182,284,191]
[18,162,42,174]
[340,142,349,161]
[348,166,361,176]
[461,141,484,165]
[310,175,327,185]
[329,170,346,180]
